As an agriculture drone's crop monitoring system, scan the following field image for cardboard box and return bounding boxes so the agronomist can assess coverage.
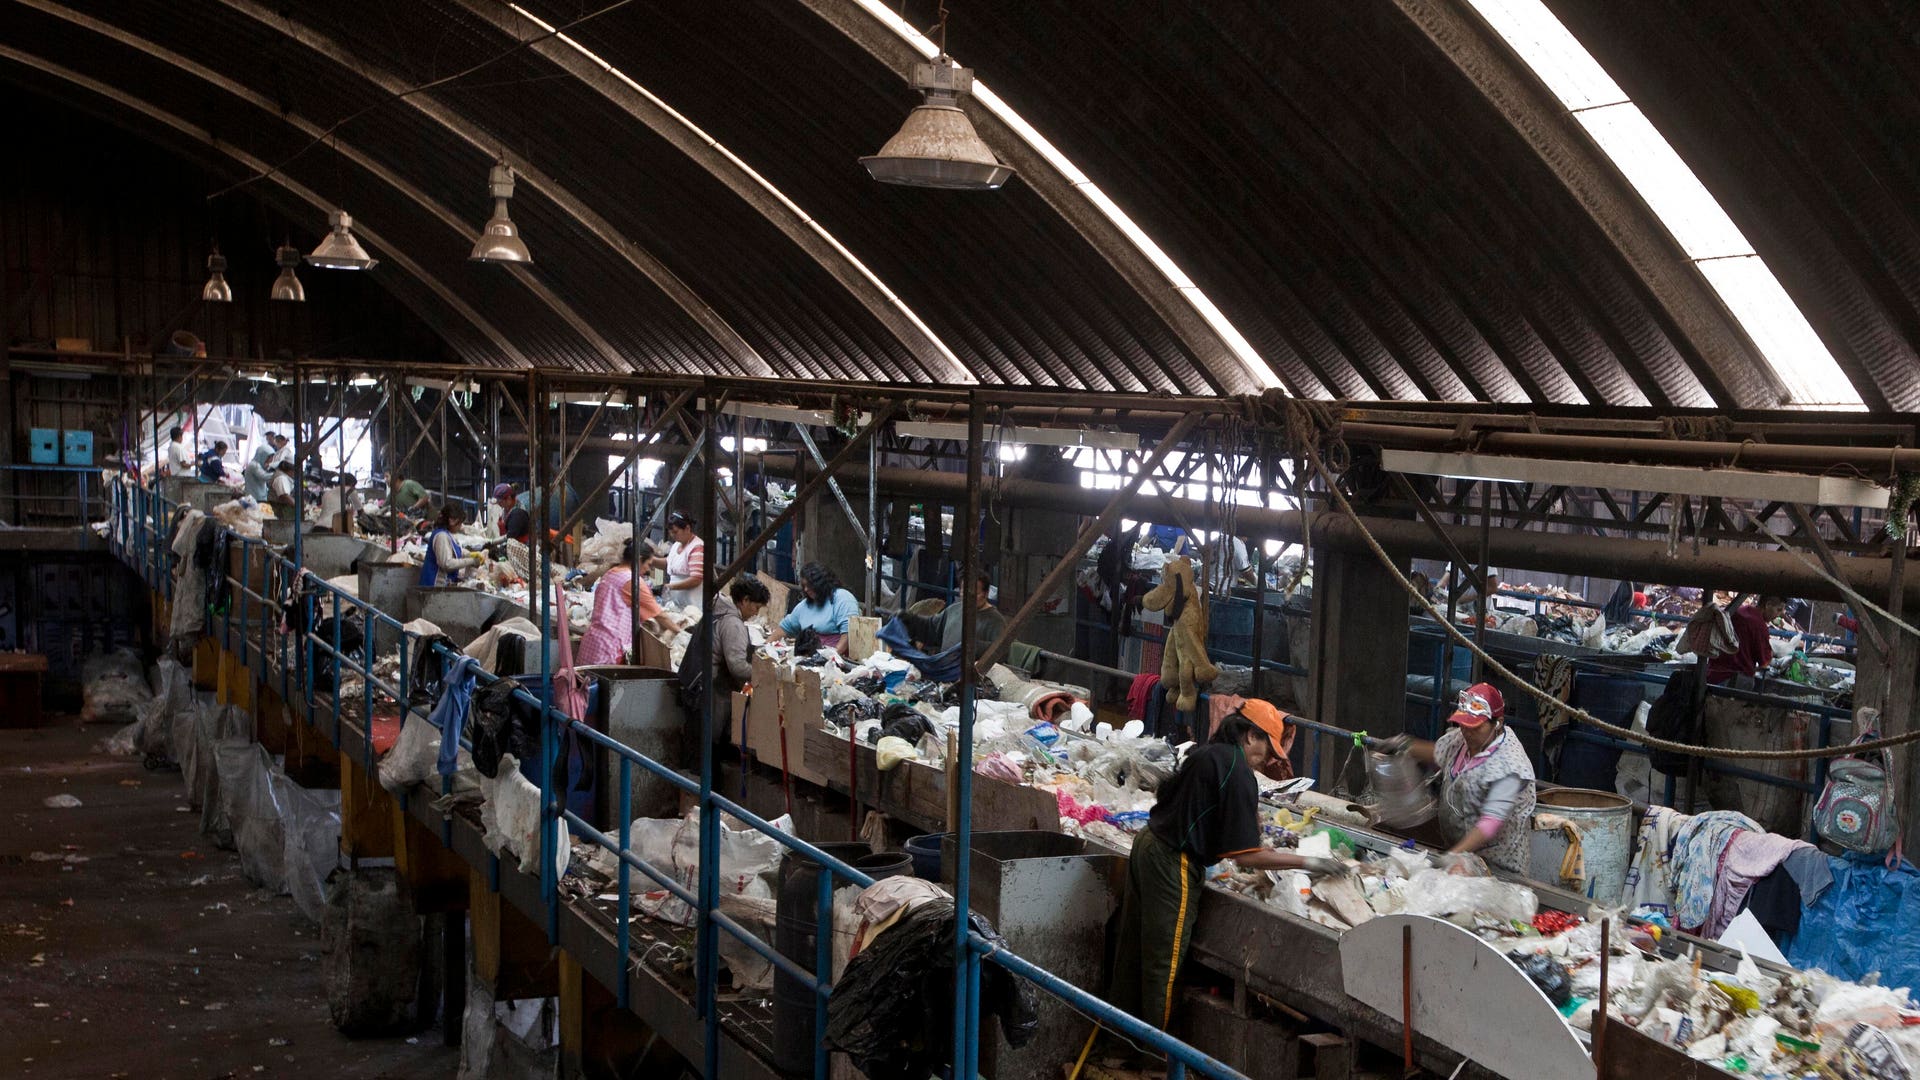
[743,653,828,785]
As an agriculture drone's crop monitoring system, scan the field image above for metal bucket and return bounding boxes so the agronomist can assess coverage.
[1528,786,1633,905]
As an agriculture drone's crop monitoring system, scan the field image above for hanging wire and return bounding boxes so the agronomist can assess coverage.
[207,0,640,203]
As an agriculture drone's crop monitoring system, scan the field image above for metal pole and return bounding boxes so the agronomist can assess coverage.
[971,410,1205,675]
[699,384,723,1080]
[1594,918,1610,1078]
[1475,478,1491,681]
[387,375,400,551]
[952,393,984,1079]
[866,433,879,610]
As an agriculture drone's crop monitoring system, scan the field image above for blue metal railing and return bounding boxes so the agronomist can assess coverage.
[104,473,1249,1080]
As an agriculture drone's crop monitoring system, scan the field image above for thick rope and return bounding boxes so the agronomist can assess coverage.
[1286,425,1920,762]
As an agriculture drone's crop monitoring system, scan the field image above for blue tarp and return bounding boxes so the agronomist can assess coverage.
[876,617,963,683]
[1783,853,1920,991]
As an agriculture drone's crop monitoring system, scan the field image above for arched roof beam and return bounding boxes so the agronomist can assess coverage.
[0,44,531,369]
[456,0,975,385]
[210,0,774,378]
[1388,0,1786,408]
[12,0,621,371]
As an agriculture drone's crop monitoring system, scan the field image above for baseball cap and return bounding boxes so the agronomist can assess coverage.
[1449,682,1505,728]
[1237,699,1289,748]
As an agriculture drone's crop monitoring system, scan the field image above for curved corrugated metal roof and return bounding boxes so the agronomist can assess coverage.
[0,0,1913,408]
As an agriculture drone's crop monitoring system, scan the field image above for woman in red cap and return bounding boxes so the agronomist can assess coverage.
[1392,682,1537,873]
[1110,699,1344,1031]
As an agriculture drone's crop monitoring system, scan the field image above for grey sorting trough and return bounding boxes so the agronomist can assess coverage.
[407,587,520,648]
[580,665,688,822]
[939,830,1121,1080]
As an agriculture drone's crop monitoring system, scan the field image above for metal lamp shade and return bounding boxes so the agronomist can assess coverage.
[306,210,378,270]
[470,201,531,263]
[861,102,1015,190]
[201,253,233,303]
[270,244,305,302]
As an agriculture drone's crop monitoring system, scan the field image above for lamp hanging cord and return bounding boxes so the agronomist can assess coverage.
[1279,407,1920,763]
[209,0,640,202]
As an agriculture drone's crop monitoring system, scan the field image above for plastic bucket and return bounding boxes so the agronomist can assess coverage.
[1528,786,1634,905]
[904,833,948,881]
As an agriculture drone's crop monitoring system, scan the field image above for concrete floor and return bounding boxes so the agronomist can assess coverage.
[0,722,460,1079]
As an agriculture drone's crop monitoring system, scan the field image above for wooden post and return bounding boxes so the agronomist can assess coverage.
[391,803,469,913]
[338,754,396,860]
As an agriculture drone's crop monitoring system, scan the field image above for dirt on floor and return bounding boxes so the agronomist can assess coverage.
[0,721,461,1080]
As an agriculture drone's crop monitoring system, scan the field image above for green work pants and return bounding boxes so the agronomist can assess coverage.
[1109,828,1204,1030]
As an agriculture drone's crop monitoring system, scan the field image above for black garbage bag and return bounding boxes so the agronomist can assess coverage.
[469,677,539,779]
[1507,950,1573,1007]
[825,900,1037,1080]
[829,698,884,735]
[408,634,463,710]
[309,615,365,692]
[871,704,934,747]
[849,673,887,697]
[791,627,823,658]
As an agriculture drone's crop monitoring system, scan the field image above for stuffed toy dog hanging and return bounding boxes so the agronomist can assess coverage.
[1140,555,1218,715]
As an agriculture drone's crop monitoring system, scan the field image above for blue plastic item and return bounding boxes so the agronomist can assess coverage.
[904,833,947,881]
[1782,853,1920,989]
[875,617,962,682]
[28,428,57,464]
[61,429,94,466]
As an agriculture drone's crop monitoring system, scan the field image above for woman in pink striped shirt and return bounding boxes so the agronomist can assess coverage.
[655,512,706,613]
[578,538,671,666]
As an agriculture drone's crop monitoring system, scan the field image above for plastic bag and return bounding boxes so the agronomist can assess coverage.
[226,743,287,890]
[624,808,793,928]
[479,754,571,882]
[137,658,193,759]
[1398,868,1538,923]
[1508,950,1573,1006]
[825,900,1036,1080]
[80,647,151,725]
[276,771,343,924]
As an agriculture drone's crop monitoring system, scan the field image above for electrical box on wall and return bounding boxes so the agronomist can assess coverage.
[62,430,93,466]
[28,429,58,464]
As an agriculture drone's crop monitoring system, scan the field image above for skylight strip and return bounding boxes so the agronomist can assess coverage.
[1465,0,1861,407]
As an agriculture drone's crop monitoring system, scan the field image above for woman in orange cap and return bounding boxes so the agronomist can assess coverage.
[1110,699,1343,1030]
[1387,682,1537,873]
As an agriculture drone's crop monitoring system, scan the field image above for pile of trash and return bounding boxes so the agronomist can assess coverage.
[80,647,152,726]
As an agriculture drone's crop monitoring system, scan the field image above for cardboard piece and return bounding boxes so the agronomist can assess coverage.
[847,615,880,662]
[743,654,828,785]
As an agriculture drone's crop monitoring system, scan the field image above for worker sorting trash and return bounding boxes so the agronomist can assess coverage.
[1375,682,1537,874]
[1110,700,1343,1029]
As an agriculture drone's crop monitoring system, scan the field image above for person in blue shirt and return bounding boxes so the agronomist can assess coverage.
[420,504,484,588]
[774,562,860,651]
[196,441,228,482]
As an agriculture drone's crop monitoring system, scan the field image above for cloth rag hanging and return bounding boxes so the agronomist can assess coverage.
[1783,845,1835,905]
[1705,829,1810,937]
[1670,809,1760,933]
[1625,805,1686,918]
[1126,673,1161,721]
[430,656,482,778]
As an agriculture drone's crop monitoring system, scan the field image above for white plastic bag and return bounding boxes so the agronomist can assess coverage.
[275,770,343,924]
[1397,868,1538,924]
[479,755,570,882]
[228,743,288,891]
[80,647,151,725]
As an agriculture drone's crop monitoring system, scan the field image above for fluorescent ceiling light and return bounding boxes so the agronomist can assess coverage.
[1381,448,1889,509]
[721,402,870,427]
[1466,0,1860,408]
[548,390,637,407]
[895,420,1139,451]
[405,377,480,394]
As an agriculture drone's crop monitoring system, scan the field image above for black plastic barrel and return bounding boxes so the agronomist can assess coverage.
[1557,673,1651,789]
[771,842,872,1074]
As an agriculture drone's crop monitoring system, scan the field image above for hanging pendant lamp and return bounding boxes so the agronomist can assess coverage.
[201,251,233,302]
[306,210,378,270]
[470,162,531,263]
[861,57,1014,191]
[270,243,305,302]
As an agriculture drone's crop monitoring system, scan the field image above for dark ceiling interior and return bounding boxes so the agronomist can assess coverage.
[2,0,1914,411]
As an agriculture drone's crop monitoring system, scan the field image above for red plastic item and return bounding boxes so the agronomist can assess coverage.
[1531,910,1583,935]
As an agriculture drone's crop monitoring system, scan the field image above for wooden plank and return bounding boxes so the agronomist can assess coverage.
[338,754,396,860]
[745,654,828,786]
[470,867,559,1001]
[392,802,469,913]
[846,615,880,661]
[802,724,1061,835]
[191,635,219,689]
